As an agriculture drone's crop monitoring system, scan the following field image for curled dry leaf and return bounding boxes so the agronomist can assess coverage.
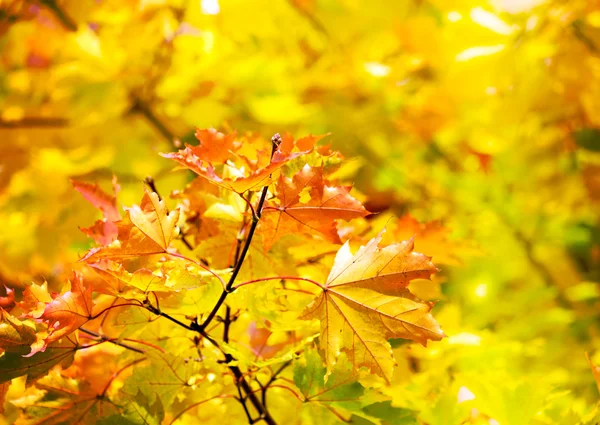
[302,231,444,382]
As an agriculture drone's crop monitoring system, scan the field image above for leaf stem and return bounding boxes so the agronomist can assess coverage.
[167,251,227,290]
[234,276,324,290]
[262,360,293,408]
[131,96,177,145]
[169,395,234,425]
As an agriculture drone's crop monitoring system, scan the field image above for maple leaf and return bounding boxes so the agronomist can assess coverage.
[301,231,444,382]
[81,190,180,262]
[28,272,94,355]
[194,127,238,163]
[0,309,37,353]
[161,129,326,193]
[89,259,209,294]
[261,164,369,250]
[15,366,121,425]
[0,286,15,311]
[294,348,368,424]
[385,214,474,266]
[17,282,52,318]
[73,176,121,245]
[72,177,121,222]
[0,336,78,384]
[587,353,600,394]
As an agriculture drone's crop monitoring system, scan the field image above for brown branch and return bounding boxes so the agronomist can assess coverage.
[143,176,162,200]
[141,136,284,425]
[79,327,145,354]
[197,134,281,333]
[286,0,329,39]
[261,360,292,409]
[572,21,599,55]
[130,96,177,145]
[0,117,68,128]
[39,0,77,31]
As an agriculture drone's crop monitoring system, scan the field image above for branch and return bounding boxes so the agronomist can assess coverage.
[130,96,177,145]
[198,134,282,332]
[261,360,292,409]
[39,0,77,31]
[0,117,69,128]
[142,135,284,425]
[79,328,145,354]
[286,0,329,40]
[572,20,600,55]
[169,395,234,425]
[233,276,324,291]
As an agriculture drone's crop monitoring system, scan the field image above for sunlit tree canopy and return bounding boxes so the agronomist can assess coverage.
[1,0,600,424]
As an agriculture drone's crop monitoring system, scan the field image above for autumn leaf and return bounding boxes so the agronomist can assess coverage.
[127,190,180,251]
[15,367,120,425]
[122,352,210,407]
[294,348,367,424]
[17,282,52,318]
[261,164,369,250]
[382,214,475,266]
[0,286,15,311]
[73,176,121,245]
[81,190,180,262]
[72,177,121,222]
[301,231,444,382]
[0,309,37,353]
[587,353,600,394]
[194,127,238,164]
[0,336,78,383]
[161,129,325,193]
[89,259,208,294]
[29,272,94,355]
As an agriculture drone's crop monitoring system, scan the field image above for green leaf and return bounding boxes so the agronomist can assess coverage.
[0,337,78,383]
[353,401,418,425]
[574,128,600,152]
[294,348,367,424]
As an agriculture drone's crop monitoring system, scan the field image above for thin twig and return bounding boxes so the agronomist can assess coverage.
[39,0,77,31]
[233,276,323,290]
[130,96,177,145]
[79,328,145,354]
[262,360,292,409]
[198,135,281,332]
[143,176,161,200]
[0,117,69,128]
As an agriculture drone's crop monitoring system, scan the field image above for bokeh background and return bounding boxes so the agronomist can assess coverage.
[2,0,600,423]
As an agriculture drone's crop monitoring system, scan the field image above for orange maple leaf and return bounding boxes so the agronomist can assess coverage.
[73,176,121,245]
[29,272,94,355]
[261,164,369,250]
[81,190,180,262]
[194,128,238,164]
[301,231,444,382]
[161,129,326,193]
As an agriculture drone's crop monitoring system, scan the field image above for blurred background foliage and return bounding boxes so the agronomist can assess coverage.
[1,0,600,423]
